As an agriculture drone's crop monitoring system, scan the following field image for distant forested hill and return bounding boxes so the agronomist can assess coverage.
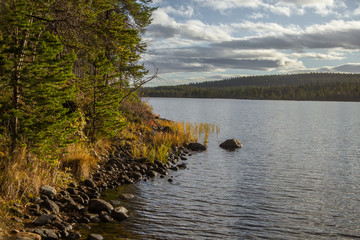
[141,73,360,101]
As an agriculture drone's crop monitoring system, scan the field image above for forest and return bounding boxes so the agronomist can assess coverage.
[142,73,360,101]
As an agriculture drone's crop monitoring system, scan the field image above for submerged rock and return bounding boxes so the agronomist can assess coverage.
[219,139,243,150]
[187,142,206,151]
[111,206,129,221]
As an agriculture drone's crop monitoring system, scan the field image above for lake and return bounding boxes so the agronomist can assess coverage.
[90,98,360,239]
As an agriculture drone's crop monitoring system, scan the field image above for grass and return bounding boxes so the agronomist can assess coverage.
[130,119,219,164]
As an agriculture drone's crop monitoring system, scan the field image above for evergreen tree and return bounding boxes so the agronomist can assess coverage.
[0,0,78,160]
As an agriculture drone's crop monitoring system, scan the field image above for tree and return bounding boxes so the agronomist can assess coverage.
[0,0,78,160]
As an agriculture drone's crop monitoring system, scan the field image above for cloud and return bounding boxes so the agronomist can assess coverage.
[248,12,266,19]
[149,8,234,42]
[213,20,360,50]
[231,21,301,35]
[321,63,360,72]
[194,0,345,16]
[194,0,263,11]
[162,5,194,17]
[290,52,344,60]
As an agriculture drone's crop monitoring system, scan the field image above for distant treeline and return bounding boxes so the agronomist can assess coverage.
[142,73,360,101]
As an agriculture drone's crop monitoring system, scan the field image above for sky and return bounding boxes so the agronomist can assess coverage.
[143,0,360,86]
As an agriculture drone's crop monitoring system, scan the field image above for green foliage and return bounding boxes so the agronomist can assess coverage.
[0,0,156,159]
[0,0,79,161]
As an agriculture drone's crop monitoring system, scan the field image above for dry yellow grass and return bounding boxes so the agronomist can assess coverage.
[129,119,219,164]
[61,142,98,180]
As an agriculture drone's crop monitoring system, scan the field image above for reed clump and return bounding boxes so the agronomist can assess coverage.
[130,119,219,164]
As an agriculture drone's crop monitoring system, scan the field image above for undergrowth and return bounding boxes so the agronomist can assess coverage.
[0,99,220,235]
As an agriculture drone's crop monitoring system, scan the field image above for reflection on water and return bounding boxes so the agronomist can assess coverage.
[86,99,360,239]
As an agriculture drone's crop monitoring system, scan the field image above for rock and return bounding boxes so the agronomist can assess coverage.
[99,211,113,222]
[67,232,81,240]
[15,232,41,240]
[88,199,114,213]
[29,204,40,212]
[219,139,243,150]
[187,142,206,151]
[109,200,121,206]
[177,163,187,169]
[43,199,60,214]
[162,126,173,133]
[111,206,129,221]
[40,185,57,199]
[84,179,96,188]
[33,214,57,226]
[66,187,77,195]
[33,229,58,240]
[119,193,134,200]
[146,170,157,178]
[52,221,72,232]
[87,234,104,240]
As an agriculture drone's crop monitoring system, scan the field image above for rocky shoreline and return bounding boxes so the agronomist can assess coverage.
[6,143,202,240]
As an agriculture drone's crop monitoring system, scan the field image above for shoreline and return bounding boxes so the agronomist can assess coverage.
[2,143,199,240]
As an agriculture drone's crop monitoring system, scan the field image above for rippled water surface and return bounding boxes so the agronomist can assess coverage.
[90,99,360,239]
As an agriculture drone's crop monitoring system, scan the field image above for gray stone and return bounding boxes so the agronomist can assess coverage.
[187,142,206,151]
[111,206,129,221]
[33,214,56,226]
[88,199,113,213]
[87,234,103,240]
[40,185,57,199]
[219,139,243,150]
[43,199,59,214]
[33,228,58,240]
[119,193,134,200]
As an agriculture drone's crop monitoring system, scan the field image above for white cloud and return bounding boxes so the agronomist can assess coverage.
[353,4,360,16]
[162,5,194,17]
[214,20,360,50]
[194,0,345,16]
[231,21,301,35]
[194,0,263,11]
[248,12,266,19]
[290,52,344,60]
[149,8,234,42]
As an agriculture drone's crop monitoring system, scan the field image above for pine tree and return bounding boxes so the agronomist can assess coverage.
[0,0,78,160]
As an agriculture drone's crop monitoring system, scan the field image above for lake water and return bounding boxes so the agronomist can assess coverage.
[91,98,360,239]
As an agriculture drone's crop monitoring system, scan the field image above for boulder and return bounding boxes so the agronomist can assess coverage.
[187,142,206,151]
[33,214,57,226]
[84,179,96,188]
[87,234,104,240]
[42,199,59,214]
[219,139,243,150]
[40,185,57,199]
[119,193,134,200]
[111,206,129,221]
[33,229,58,240]
[88,199,113,213]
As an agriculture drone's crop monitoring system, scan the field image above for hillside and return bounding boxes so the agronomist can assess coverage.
[142,73,360,101]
